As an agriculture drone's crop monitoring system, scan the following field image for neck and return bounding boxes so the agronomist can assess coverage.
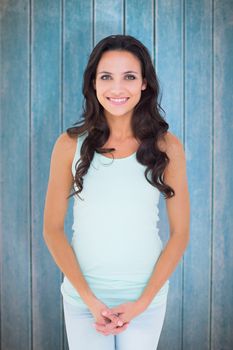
[104,112,134,141]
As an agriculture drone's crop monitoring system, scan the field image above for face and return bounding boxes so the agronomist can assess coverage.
[93,50,147,119]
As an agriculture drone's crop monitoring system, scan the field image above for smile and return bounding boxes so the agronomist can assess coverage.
[107,97,129,105]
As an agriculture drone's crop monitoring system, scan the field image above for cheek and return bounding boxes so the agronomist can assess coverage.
[95,88,105,100]
[95,82,142,98]
[96,86,107,99]
[129,84,144,95]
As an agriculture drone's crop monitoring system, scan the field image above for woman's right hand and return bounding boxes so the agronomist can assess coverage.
[88,298,130,336]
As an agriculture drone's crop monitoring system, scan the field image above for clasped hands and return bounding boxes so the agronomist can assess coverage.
[93,301,143,336]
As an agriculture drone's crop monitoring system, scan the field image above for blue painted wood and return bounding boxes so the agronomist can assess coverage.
[63,1,93,348]
[1,1,233,349]
[156,1,184,349]
[31,0,62,349]
[0,1,31,349]
[184,0,212,349]
[95,0,123,44]
[125,0,154,57]
[213,1,233,349]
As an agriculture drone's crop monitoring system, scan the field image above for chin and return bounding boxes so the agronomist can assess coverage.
[105,109,134,118]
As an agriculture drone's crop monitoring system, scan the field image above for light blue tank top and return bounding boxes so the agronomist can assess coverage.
[61,131,169,309]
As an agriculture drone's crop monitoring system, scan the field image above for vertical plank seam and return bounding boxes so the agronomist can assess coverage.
[0,4,2,347]
[182,0,185,348]
[0,3,2,346]
[210,0,214,349]
[29,0,33,349]
[60,0,64,349]
[93,0,95,47]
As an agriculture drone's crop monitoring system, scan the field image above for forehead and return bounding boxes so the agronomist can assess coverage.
[97,50,141,72]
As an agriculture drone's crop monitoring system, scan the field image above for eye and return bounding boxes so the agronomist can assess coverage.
[100,75,111,80]
[100,74,136,80]
[125,74,136,80]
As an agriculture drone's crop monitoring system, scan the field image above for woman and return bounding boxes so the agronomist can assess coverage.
[43,34,190,350]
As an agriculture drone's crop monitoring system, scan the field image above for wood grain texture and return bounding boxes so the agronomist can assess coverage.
[0,0,232,349]
[31,0,62,349]
[156,0,184,349]
[184,0,212,349]
[0,1,31,349]
[212,0,233,349]
[62,1,93,348]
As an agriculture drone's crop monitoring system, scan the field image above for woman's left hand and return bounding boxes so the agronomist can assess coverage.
[94,301,145,335]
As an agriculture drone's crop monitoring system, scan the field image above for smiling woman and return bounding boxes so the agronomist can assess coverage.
[43,34,190,350]
[93,50,147,120]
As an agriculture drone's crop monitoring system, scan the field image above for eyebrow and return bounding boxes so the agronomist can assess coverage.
[97,70,139,75]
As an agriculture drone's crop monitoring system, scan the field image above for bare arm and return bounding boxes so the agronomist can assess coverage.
[136,132,190,310]
[43,132,97,308]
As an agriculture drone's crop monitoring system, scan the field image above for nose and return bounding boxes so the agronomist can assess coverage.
[109,80,127,95]
[109,91,127,97]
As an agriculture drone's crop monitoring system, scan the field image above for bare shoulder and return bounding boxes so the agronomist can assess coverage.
[43,132,78,234]
[157,132,190,238]
[157,131,185,159]
[53,131,78,166]
[55,131,77,152]
[157,130,188,191]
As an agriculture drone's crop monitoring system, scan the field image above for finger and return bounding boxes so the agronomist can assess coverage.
[105,314,124,327]
[95,315,113,327]
[95,323,129,336]
[112,322,130,335]
[95,319,129,334]
[95,314,125,331]
[102,322,130,336]
[105,319,124,331]
[94,322,116,333]
[102,310,121,319]
[95,319,121,333]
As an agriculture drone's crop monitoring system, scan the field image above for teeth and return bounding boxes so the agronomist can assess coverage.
[108,98,128,102]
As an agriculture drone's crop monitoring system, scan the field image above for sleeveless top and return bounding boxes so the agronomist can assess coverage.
[60,131,169,309]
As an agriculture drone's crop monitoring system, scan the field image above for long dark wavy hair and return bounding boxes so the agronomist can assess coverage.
[66,34,175,200]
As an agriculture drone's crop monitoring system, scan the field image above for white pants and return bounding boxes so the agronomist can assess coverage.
[63,299,167,350]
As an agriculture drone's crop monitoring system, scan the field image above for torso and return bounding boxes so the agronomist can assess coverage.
[61,129,171,310]
[67,130,171,164]
[100,137,141,159]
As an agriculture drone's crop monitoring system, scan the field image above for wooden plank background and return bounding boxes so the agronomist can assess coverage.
[0,1,232,349]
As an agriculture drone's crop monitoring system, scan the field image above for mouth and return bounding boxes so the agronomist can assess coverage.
[106,97,130,105]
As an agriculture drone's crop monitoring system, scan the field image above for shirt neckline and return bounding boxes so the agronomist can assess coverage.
[97,150,137,161]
